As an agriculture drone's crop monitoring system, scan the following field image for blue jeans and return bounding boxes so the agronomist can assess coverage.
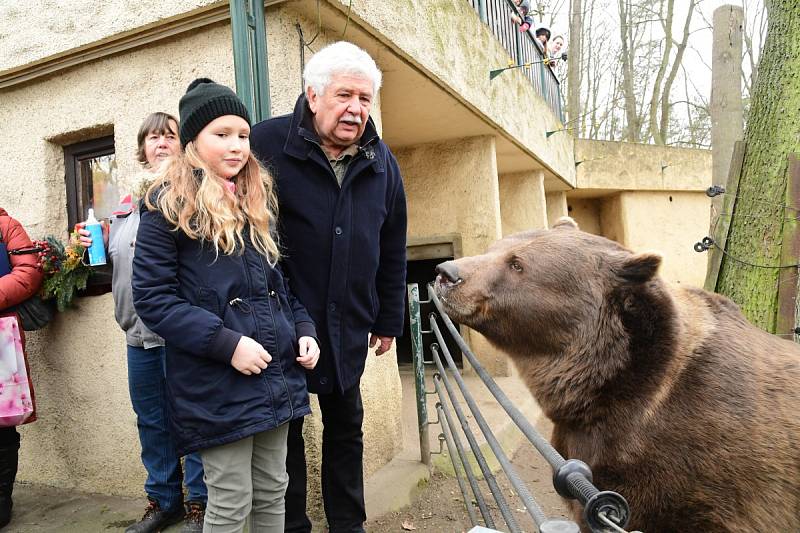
[127,345,207,510]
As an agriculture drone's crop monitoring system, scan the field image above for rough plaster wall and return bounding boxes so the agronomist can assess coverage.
[396,136,501,255]
[619,191,709,286]
[545,192,568,227]
[0,0,223,72]
[575,139,711,192]
[499,170,547,236]
[395,136,508,376]
[328,0,575,184]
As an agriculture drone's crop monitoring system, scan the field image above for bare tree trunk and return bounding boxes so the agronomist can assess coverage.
[658,0,695,143]
[568,0,583,127]
[618,0,640,141]
[648,0,673,144]
[716,0,800,331]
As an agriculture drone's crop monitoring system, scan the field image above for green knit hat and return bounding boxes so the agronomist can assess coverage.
[178,78,251,147]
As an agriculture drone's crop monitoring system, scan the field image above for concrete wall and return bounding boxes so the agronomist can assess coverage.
[1,5,402,499]
[568,140,712,286]
[499,170,548,236]
[574,139,711,192]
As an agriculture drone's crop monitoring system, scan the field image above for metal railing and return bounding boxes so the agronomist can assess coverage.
[408,282,636,533]
[469,0,564,122]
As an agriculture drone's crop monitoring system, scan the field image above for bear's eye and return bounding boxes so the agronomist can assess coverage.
[510,260,523,272]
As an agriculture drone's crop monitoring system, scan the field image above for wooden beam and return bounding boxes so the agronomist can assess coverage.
[704,140,746,292]
[775,153,800,337]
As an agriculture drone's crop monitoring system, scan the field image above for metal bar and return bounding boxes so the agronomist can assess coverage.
[430,345,521,532]
[408,283,431,465]
[434,375,495,526]
[435,389,482,526]
[478,0,488,23]
[431,323,551,527]
[428,285,567,471]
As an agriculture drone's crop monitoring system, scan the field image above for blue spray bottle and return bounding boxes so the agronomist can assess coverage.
[85,208,107,266]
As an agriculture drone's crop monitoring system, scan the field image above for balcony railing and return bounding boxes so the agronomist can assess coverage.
[469,0,564,122]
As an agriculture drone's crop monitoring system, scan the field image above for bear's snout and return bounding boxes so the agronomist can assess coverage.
[435,261,461,285]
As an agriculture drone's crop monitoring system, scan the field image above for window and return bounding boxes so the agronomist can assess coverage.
[64,136,119,230]
[64,136,118,293]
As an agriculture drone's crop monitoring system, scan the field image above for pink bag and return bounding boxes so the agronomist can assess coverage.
[0,316,34,427]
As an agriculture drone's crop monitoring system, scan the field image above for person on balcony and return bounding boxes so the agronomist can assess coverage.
[548,34,566,68]
[510,0,534,32]
[535,24,552,54]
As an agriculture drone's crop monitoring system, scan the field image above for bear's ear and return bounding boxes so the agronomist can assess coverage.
[617,252,662,283]
[552,216,579,230]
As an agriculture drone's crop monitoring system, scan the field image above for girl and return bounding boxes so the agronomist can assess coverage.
[132,79,319,533]
[78,113,208,533]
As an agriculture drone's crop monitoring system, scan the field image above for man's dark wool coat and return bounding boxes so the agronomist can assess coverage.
[251,95,408,394]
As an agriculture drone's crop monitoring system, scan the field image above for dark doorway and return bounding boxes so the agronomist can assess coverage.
[396,257,463,368]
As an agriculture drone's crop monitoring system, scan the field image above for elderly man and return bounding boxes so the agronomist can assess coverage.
[250,41,407,533]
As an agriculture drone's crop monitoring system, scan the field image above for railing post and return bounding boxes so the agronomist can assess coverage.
[408,283,430,465]
[478,0,488,23]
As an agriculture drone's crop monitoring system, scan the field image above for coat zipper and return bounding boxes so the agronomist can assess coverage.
[260,255,294,420]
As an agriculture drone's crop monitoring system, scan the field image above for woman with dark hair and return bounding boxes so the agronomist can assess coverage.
[0,209,43,529]
[78,112,207,533]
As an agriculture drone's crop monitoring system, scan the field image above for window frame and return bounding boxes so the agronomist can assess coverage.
[64,135,116,231]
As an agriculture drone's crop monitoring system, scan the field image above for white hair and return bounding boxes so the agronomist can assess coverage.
[303,41,383,97]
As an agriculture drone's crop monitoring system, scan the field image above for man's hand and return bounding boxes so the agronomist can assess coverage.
[368,334,394,356]
[297,336,320,369]
[231,336,272,375]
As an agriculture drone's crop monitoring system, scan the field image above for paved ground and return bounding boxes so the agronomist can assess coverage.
[4,368,568,532]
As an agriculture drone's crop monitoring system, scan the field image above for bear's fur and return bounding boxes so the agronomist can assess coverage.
[434,218,800,533]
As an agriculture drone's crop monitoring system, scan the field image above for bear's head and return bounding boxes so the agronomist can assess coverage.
[434,218,666,367]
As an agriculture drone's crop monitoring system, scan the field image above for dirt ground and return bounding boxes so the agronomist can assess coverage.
[366,419,572,533]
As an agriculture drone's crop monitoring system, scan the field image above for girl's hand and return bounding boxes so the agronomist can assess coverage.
[231,336,272,375]
[296,336,320,369]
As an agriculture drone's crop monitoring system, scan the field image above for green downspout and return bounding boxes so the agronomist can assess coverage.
[229,0,271,122]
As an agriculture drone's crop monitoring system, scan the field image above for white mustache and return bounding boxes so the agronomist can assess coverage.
[340,114,363,125]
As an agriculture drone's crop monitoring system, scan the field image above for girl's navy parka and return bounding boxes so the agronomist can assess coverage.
[131,202,315,456]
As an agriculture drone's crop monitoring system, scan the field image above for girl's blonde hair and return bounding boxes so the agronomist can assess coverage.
[145,142,280,262]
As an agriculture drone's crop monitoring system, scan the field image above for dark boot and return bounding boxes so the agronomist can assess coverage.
[180,500,205,533]
[0,430,20,530]
[125,497,183,533]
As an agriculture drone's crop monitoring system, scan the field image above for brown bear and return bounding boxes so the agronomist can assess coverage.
[434,218,800,533]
